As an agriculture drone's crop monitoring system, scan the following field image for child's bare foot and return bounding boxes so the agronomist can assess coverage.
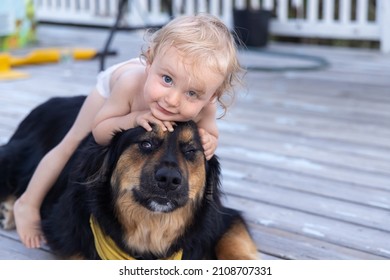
[13,197,45,248]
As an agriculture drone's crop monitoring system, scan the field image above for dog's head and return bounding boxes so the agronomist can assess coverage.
[84,121,220,256]
[111,121,208,213]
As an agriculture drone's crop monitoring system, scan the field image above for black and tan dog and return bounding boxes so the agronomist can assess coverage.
[0,96,257,260]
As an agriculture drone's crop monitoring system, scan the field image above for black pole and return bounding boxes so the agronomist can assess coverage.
[99,0,127,72]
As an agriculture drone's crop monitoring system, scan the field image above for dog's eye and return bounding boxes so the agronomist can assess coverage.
[183,148,197,160]
[185,149,195,155]
[139,141,153,151]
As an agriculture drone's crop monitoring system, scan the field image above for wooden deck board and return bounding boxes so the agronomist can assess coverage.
[1,24,389,260]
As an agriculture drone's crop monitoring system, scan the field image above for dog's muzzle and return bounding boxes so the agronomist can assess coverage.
[155,166,182,190]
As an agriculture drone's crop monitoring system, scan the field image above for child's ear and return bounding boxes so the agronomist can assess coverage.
[145,48,152,64]
[210,94,218,103]
[144,49,152,73]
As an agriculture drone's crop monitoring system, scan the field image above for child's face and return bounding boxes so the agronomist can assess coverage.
[143,47,224,122]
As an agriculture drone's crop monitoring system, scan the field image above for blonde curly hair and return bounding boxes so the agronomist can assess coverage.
[141,14,243,116]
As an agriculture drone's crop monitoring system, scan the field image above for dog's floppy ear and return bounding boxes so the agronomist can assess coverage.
[74,127,146,186]
[72,137,112,187]
[205,155,222,204]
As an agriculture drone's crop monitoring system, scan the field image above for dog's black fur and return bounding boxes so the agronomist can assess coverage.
[0,96,257,259]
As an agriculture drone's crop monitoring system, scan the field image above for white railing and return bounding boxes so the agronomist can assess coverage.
[33,0,390,53]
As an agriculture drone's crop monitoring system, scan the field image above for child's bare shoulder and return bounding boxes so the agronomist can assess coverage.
[111,59,145,82]
[111,60,147,94]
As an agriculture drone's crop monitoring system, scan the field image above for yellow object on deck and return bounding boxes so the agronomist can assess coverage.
[0,53,29,80]
[9,48,100,67]
[0,48,106,81]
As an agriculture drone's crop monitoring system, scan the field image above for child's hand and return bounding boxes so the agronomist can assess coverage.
[134,111,175,132]
[198,128,217,160]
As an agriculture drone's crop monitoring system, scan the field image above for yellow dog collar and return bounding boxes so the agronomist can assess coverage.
[89,216,183,260]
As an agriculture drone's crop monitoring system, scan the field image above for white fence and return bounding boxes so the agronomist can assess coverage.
[33,0,390,53]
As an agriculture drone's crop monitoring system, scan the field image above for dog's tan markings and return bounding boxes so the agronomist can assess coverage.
[68,254,86,260]
[111,132,197,255]
[112,146,146,193]
[111,125,208,256]
[187,161,206,201]
[179,128,206,201]
[180,127,194,143]
[115,194,195,256]
[113,127,165,192]
[0,195,16,230]
[215,220,259,260]
[154,126,165,139]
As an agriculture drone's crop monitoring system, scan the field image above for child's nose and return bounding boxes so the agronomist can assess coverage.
[165,91,180,107]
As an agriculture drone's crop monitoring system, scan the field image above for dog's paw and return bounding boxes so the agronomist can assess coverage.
[0,197,16,230]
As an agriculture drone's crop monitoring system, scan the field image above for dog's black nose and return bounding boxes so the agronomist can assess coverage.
[155,167,182,190]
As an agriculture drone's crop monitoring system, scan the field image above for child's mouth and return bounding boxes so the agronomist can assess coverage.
[156,104,176,116]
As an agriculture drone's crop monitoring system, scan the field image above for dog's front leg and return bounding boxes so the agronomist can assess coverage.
[215,219,259,260]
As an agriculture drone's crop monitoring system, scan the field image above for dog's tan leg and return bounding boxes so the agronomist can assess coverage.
[68,254,86,260]
[215,220,259,260]
[0,195,17,230]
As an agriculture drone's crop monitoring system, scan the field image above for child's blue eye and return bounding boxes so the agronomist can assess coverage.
[162,75,173,85]
[187,91,198,98]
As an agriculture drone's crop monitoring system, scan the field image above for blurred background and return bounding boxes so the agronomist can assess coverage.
[1,0,389,260]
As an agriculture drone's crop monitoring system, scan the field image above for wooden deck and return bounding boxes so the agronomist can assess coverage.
[1,24,390,260]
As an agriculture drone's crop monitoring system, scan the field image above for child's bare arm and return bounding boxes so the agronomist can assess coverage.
[93,108,174,145]
[92,73,174,145]
[92,84,134,145]
[197,103,219,160]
